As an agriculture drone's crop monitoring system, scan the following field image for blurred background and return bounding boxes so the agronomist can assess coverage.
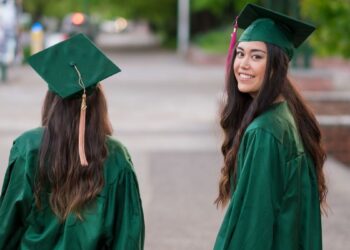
[0,0,349,249]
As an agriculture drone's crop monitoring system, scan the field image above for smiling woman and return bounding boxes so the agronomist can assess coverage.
[214,4,327,250]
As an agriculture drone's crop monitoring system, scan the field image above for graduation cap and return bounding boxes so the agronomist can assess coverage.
[28,33,121,98]
[236,3,316,60]
[28,33,121,166]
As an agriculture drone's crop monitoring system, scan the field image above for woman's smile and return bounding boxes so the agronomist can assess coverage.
[237,72,255,80]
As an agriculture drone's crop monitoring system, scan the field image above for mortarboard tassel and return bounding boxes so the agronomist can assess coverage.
[78,92,88,166]
[73,64,89,166]
[226,16,239,81]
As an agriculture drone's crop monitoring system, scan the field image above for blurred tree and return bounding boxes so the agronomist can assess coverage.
[191,0,261,35]
[192,0,232,16]
[91,0,259,43]
[23,0,83,20]
[90,0,178,44]
[22,0,177,43]
[262,0,298,15]
[191,0,233,34]
[23,0,50,21]
[24,0,279,46]
[301,0,350,58]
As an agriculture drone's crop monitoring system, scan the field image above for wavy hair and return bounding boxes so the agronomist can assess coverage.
[215,43,327,210]
[35,84,113,221]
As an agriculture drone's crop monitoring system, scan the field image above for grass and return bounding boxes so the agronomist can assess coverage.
[192,25,236,54]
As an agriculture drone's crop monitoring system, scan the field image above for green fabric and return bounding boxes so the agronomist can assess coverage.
[239,18,295,59]
[27,34,121,98]
[214,102,322,250]
[237,4,316,60]
[0,128,144,250]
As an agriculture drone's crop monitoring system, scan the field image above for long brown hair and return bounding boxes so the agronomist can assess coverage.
[35,84,113,221]
[215,43,327,209]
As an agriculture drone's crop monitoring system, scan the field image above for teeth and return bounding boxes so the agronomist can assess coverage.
[240,73,253,79]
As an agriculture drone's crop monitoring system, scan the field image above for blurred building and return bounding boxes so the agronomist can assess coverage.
[0,0,20,81]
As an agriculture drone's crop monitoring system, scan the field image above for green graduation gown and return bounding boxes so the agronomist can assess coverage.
[0,128,145,250]
[214,102,322,250]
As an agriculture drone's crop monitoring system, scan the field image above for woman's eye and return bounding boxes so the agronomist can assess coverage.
[236,51,244,57]
[252,55,262,60]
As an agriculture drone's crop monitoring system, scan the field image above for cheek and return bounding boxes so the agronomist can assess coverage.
[233,60,239,75]
[259,60,267,77]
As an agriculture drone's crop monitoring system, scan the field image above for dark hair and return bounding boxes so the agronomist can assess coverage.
[215,43,327,210]
[35,84,113,221]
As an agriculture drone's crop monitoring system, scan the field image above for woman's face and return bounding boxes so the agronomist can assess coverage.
[233,41,267,96]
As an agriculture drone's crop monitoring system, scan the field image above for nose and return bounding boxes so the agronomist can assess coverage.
[240,56,250,69]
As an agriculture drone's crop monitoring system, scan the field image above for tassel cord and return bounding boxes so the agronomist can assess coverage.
[226,16,239,81]
[73,65,89,166]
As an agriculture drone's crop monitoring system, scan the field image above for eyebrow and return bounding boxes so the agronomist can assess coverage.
[237,46,267,54]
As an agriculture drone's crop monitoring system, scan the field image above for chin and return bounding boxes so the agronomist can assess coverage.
[238,82,259,96]
[238,85,253,94]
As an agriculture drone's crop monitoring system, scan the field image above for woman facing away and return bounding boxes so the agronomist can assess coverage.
[0,34,144,249]
[214,4,327,250]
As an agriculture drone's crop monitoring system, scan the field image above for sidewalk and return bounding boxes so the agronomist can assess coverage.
[322,158,350,250]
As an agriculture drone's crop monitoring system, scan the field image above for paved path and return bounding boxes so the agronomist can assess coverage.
[0,48,349,249]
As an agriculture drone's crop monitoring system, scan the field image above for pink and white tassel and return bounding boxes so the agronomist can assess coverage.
[226,17,239,81]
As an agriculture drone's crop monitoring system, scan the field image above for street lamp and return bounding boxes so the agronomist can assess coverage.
[177,0,190,56]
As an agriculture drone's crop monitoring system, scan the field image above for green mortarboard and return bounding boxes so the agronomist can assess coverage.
[28,33,121,98]
[237,3,316,60]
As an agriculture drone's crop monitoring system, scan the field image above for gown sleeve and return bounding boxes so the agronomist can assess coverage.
[214,129,287,250]
[109,154,145,250]
[0,144,34,250]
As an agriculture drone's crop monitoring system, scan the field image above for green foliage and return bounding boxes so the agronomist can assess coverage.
[94,0,178,43]
[301,0,350,58]
[192,0,232,16]
[235,0,260,10]
[193,26,231,54]
[23,0,178,43]
[191,0,259,16]
[23,0,84,19]
[191,0,259,53]
[124,0,177,35]
[22,0,263,46]
[192,25,246,54]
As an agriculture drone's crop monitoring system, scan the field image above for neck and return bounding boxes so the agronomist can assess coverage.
[273,95,285,103]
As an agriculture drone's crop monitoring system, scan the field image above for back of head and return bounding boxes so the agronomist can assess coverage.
[36,85,113,221]
[28,34,120,220]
